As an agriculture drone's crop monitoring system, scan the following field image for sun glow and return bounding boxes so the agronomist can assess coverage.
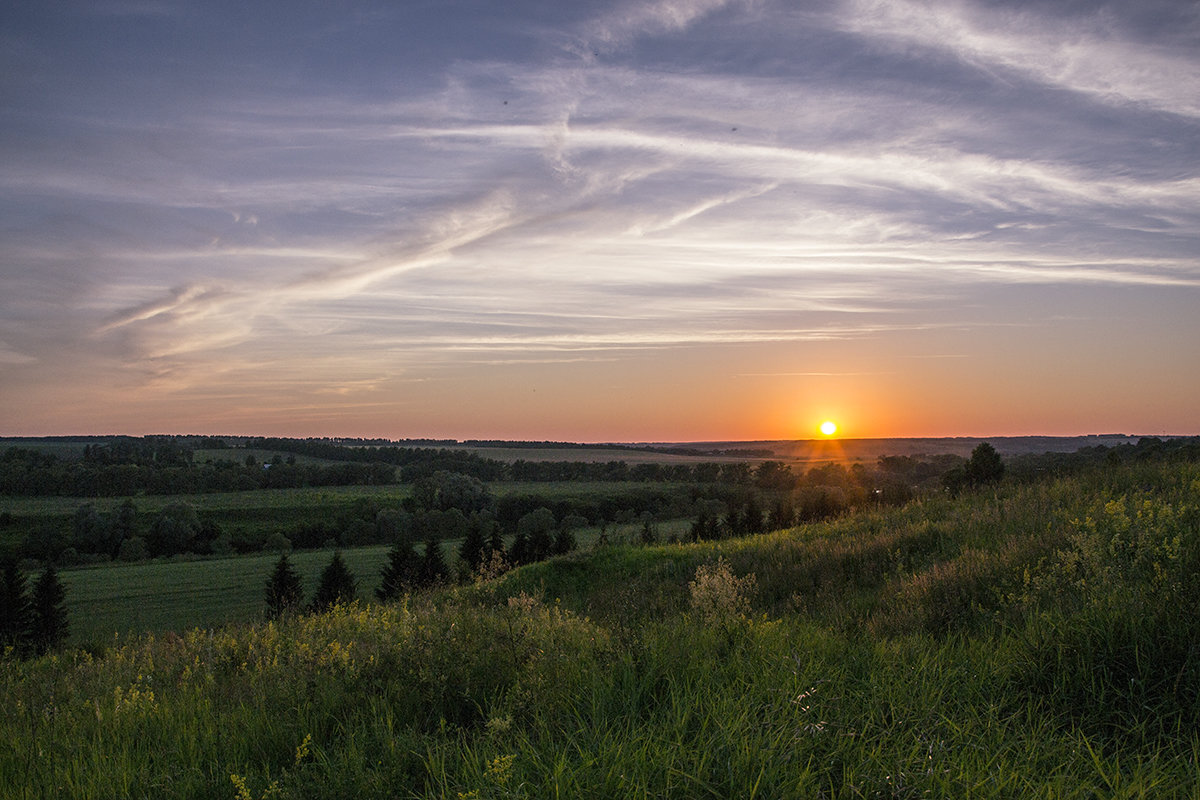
[819,420,838,436]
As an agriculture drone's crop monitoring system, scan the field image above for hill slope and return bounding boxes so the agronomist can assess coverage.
[3,459,1198,798]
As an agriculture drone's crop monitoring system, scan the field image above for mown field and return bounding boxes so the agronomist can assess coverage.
[56,518,694,646]
[59,547,391,645]
[3,459,1198,798]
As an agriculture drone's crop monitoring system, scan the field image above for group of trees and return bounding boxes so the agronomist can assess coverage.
[264,552,362,618]
[0,447,397,498]
[0,435,974,499]
[262,500,585,617]
[1,561,68,657]
[941,443,1005,496]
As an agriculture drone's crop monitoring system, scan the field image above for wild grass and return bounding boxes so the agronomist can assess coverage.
[2,460,1199,798]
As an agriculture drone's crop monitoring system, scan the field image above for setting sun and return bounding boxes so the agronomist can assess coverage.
[819,420,838,436]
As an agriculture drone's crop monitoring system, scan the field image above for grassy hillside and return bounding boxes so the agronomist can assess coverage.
[2,460,1198,798]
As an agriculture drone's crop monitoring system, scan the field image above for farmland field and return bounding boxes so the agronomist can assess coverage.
[4,459,1199,798]
[53,518,693,645]
[60,546,392,645]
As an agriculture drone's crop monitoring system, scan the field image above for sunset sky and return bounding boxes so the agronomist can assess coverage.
[2,0,1197,441]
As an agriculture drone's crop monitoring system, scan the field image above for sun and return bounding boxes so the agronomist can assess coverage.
[819,420,838,437]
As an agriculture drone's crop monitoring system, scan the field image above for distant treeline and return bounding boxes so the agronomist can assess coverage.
[0,446,396,497]
[4,434,1197,504]
[1005,436,1200,479]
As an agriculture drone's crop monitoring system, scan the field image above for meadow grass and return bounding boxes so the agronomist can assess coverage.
[3,460,1199,798]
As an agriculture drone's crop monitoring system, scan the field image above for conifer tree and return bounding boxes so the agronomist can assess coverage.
[419,535,448,586]
[553,525,576,555]
[30,563,68,655]
[0,560,31,656]
[264,553,304,618]
[458,516,488,573]
[487,523,505,561]
[509,529,530,565]
[310,551,357,613]
[376,536,419,601]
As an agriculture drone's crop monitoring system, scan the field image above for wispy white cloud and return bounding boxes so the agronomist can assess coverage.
[838,0,1200,118]
[576,0,741,53]
[2,0,1197,436]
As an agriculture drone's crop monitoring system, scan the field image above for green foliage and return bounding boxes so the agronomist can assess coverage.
[264,554,304,619]
[966,441,1005,484]
[29,563,68,655]
[0,560,31,655]
[116,536,148,562]
[376,537,419,601]
[309,552,357,613]
[3,459,1200,797]
[419,537,449,587]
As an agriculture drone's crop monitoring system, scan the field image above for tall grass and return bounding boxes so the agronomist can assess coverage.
[2,461,1198,798]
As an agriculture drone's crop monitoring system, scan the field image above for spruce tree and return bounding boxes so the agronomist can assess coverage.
[264,553,304,618]
[29,563,68,655]
[509,529,530,565]
[553,526,576,555]
[459,516,487,573]
[310,551,357,613]
[487,522,505,561]
[419,536,448,587]
[376,537,418,601]
[1,560,31,656]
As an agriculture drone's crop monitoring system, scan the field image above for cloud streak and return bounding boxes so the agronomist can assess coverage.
[1,0,1197,437]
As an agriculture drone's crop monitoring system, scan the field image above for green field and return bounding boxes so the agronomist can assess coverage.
[59,547,392,645]
[52,517,692,645]
[3,459,1198,797]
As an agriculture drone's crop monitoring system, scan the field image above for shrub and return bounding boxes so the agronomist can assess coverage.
[689,558,756,626]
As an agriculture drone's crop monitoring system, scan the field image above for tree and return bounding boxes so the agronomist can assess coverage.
[487,519,506,561]
[419,536,449,587]
[639,512,658,545]
[965,442,1005,486]
[458,517,488,574]
[112,498,138,554]
[518,507,556,562]
[264,553,304,618]
[944,443,1005,496]
[29,563,68,655]
[117,536,149,562]
[509,528,531,565]
[148,503,202,556]
[377,537,419,601]
[555,513,585,555]
[1,560,31,656]
[310,552,356,613]
[73,503,113,555]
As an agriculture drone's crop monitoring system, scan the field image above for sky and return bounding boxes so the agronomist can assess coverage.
[1,0,1198,442]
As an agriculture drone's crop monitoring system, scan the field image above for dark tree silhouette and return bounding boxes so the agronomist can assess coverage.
[486,521,505,561]
[966,442,1005,485]
[518,507,556,561]
[1,560,31,656]
[377,537,419,601]
[264,553,304,618]
[943,442,1005,496]
[310,551,357,613]
[30,563,68,655]
[508,529,531,565]
[419,536,448,587]
[553,525,576,556]
[458,517,488,573]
